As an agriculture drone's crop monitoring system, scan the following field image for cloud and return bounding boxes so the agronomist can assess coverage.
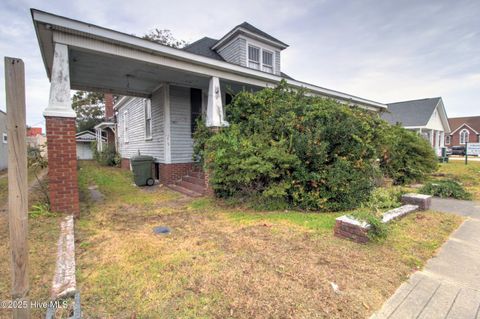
[0,0,479,129]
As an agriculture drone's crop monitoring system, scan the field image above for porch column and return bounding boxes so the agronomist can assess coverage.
[44,43,80,216]
[206,76,228,127]
[430,129,434,148]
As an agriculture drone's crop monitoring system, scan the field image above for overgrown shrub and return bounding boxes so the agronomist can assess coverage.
[419,179,472,200]
[93,143,121,167]
[196,82,385,211]
[378,124,437,184]
[349,210,388,241]
[362,187,402,210]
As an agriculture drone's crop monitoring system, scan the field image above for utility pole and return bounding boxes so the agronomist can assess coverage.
[5,57,30,318]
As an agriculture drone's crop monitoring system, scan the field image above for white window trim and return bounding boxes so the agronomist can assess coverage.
[123,110,129,143]
[445,135,451,145]
[246,41,275,74]
[460,129,469,144]
[2,133,6,144]
[144,98,152,140]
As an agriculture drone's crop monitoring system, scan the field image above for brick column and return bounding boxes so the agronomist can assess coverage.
[46,117,80,216]
[43,43,79,216]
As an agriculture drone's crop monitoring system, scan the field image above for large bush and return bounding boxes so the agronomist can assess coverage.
[93,143,121,167]
[420,179,472,200]
[377,124,437,184]
[196,82,387,211]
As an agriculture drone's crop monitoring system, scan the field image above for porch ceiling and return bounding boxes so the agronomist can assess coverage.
[69,48,212,97]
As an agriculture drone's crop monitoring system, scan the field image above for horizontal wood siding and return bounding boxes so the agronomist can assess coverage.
[170,86,194,163]
[117,89,165,162]
[218,37,246,67]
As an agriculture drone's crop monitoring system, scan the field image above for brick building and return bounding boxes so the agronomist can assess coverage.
[447,116,480,147]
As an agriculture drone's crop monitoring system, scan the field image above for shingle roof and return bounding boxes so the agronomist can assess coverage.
[236,22,288,48]
[182,37,224,61]
[448,116,480,133]
[382,97,441,126]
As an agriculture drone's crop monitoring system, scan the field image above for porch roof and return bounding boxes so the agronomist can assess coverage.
[31,9,387,110]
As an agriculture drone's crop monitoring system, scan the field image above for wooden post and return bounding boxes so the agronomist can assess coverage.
[5,57,30,318]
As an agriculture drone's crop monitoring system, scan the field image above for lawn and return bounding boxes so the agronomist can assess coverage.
[436,161,480,200]
[75,162,462,319]
[0,168,64,318]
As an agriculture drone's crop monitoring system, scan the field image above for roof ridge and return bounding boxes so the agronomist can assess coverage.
[388,97,441,105]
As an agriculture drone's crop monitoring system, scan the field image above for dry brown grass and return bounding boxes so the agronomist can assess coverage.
[75,163,463,319]
[0,171,63,318]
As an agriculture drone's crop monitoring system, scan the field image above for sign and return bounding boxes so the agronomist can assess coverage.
[467,143,480,156]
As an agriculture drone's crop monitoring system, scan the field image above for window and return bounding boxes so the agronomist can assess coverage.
[190,88,202,136]
[460,129,469,144]
[248,45,260,70]
[445,135,451,145]
[2,133,6,144]
[262,50,273,73]
[144,99,152,139]
[123,111,129,143]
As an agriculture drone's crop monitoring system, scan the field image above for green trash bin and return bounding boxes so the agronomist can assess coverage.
[131,155,155,186]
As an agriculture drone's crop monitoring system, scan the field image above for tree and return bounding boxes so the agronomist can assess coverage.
[142,29,188,48]
[72,91,105,132]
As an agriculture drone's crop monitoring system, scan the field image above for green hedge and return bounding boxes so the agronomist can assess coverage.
[194,81,437,211]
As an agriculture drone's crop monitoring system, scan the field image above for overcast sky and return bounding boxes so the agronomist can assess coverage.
[0,0,479,128]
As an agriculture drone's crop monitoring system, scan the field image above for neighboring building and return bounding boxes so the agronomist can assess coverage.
[0,110,7,170]
[31,9,387,211]
[26,126,47,158]
[76,131,100,160]
[447,116,480,147]
[27,127,43,137]
[382,97,450,156]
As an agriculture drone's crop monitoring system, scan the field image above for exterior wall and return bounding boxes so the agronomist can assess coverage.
[170,85,195,163]
[449,124,480,147]
[217,37,247,67]
[425,108,445,131]
[117,88,165,162]
[0,111,7,170]
[159,162,195,184]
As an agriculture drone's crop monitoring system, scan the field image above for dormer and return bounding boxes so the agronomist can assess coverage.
[212,22,288,76]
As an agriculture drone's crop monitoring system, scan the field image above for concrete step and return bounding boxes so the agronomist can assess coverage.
[183,175,205,186]
[167,184,203,197]
[177,180,206,194]
[189,171,205,179]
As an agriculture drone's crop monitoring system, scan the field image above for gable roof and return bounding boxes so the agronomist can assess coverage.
[212,22,288,50]
[183,37,224,61]
[448,116,480,134]
[382,97,441,126]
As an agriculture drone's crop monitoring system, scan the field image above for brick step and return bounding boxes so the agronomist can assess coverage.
[177,180,206,194]
[189,171,205,179]
[167,184,203,197]
[183,176,206,186]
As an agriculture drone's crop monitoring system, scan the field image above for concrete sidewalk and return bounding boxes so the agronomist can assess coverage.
[372,198,480,319]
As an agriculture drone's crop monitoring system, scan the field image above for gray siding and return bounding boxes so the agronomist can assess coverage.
[170,86,194,163]
[217,37,246,67]
[0,111,7,170]
[117,89,165,162]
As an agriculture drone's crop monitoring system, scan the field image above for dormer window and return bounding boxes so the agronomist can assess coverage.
[248,44,274,73]
[262,50,273,73]
[248,45,260,70]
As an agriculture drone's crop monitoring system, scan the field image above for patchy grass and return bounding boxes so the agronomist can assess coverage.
[436,161,480,200]
[75,162,463,318]
[0,170,63,318]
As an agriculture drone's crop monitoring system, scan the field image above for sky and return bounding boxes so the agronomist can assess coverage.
[0,0,479,129]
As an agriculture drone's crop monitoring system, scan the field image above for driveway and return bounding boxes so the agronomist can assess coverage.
[372,198,480,318]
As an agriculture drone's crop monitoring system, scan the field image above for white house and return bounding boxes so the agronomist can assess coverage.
[381,97,450,156]
[31,9,387,211]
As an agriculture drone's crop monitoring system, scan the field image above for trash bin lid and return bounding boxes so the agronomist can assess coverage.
[131,155,154,162]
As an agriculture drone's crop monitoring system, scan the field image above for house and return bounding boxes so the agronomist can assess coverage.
[381,97,450,156]
[26,127,47,158]
[447,116,480,148]
[31,9,386,213]
[0,110,7,171]
[76,131,101,160]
